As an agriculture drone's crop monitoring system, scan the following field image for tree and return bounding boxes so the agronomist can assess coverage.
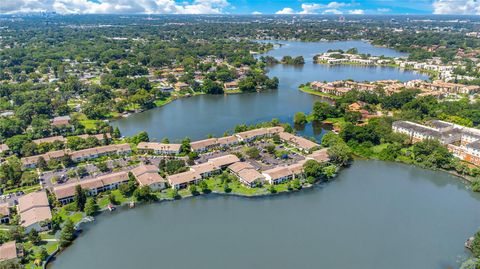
[322,165,337,179]
[303,160,324,181]
[202,79,224,94]
[113,127,121,138]
[59,219,75,249]
[76,166,88,178]
[0,260,22,269]
[28,229,41,245]
[134,186,156,202]
[35,247,48,262]
[471,230,480,258]
[189,184,198,195]
[328,142,352,167]
[181,137,191,154]
[198,180,210,193]
[74,185,87,211]
[245,147,260,159]
[96,161,110,173]
[294,112,307,125]
[84,198,99,217]
[36,157,48,171]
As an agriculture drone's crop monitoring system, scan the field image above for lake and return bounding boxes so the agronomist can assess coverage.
[110,40,427,142]
[50,161,480,269]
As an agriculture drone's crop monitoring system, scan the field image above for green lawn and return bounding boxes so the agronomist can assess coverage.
[98,190,130,208]
[299,85,341,100]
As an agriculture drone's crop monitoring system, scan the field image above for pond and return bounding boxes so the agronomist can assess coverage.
[50,161,480,269]
[110,40,427,142]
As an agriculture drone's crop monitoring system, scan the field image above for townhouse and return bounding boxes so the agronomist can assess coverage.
[33,136,66,145]
[137,142,182,155]
[21,150,67,169]
[392,120,480,166]
[131,165,166,191]
[167,170,202,190]
[190,138,219,153]
[262,166,293,185]
[235,127,284,143]
[228,162,265,187]
[0,241,20,262]
[17,191,52,232]
[53,171,130,204]
[70,143,131,162]
[278,132,319,153]
[0,203,10,224]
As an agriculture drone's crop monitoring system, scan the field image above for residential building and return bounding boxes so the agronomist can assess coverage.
[190,138,219,153]
[0,204,10,224]
[235,127,284,142]
[262,166,293,185]
[228,162,264,187]
[0,241,20,262]
[51,116,71,127]
[70,143,131,162]
[0,144,9,154]
[131,165,166,191]
[33,136,66,145]
[207,154,240,169]
[167,170,202,189]
[17,191,52,232]
[53,171,129,204]
[278,132,319,153]
[190,162,221,179]
[137,142,182,155]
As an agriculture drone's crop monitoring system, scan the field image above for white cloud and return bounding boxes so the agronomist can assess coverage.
[276,7,295,14]
[348,9,364,14]
[433,0,480,15]
[252,11,262,15]
[325,2,349,9]
[279,2,350,15]
[299,4,322,14]
[377,8,391,13]
[0,0,230,14]
[323,9,343,14]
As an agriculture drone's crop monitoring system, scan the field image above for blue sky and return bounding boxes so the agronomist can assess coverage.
[1,0,479,15]
[229,0,435,15]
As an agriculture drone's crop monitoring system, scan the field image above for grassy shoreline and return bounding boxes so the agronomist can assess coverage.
[299,85,341,100]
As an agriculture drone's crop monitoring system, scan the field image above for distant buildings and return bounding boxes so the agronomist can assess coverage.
[392,120,480,166]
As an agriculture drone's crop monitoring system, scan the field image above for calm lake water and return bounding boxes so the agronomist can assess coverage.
[111,40,427,142]
[50,161,480,269]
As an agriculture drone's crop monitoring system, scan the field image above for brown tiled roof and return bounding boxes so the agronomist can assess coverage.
[137,142,181,152]
[0,241,17,261]
[131,165,165,186]
[17,191,49,214]
[279,132,319,150]
[217,136,239,146]
[228,162,255,174]
[307,149,330,163]
[237,168,264,184]
[190,162,220,175]
[70,144,131,160]
[262,166,292,180]
[53,171,129,199]
[0,144,9,153]
[207,154,240,167]
[33,136,66,145]
[0,204,9,218]
[167,170,201,186]
[18,191,51,228]
[77,133,111,140]
[190,138,218,151]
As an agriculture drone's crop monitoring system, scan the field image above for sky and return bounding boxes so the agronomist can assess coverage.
[1,0,480,15]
